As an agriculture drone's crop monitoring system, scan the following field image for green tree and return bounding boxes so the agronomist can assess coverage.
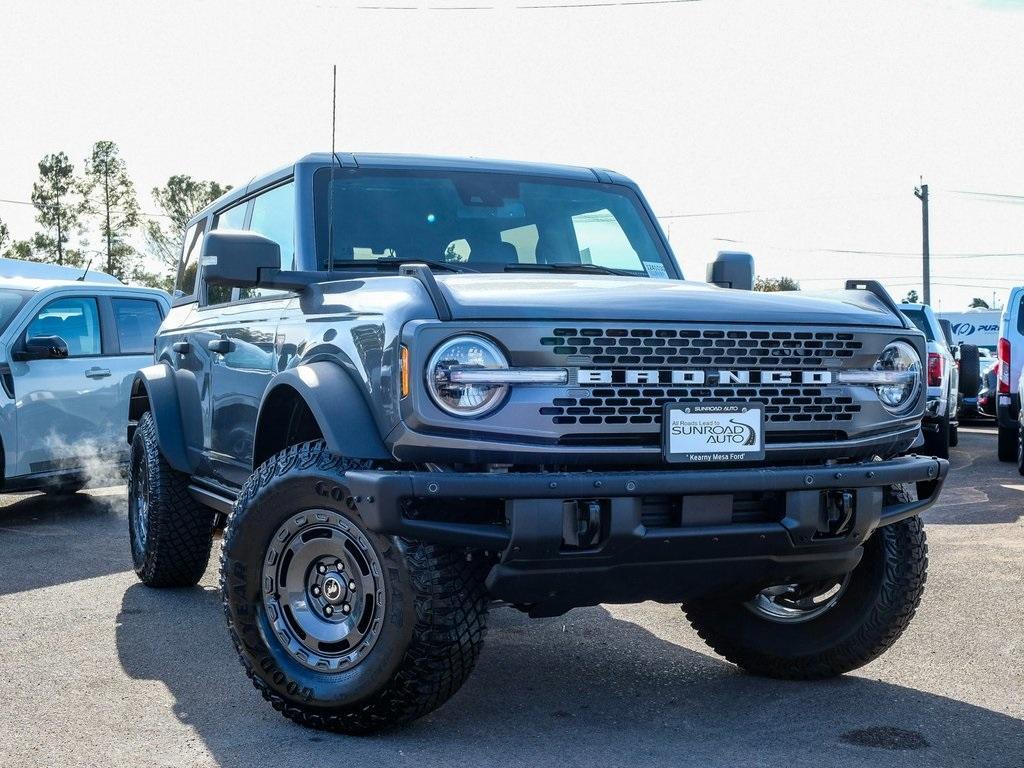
[753,276,800,292]
[0,216,9,253]
[146,175,231,284]
[902,289,919,303]
[969,297,990,309]
[30,151,87,266]
[84,140,139,281]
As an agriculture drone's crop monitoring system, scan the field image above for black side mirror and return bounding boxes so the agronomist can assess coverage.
[201,230,281,289]
[17,335,70,361]
[706,251,754,291]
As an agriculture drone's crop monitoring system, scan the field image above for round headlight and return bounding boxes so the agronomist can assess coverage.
[427,335,509,417]
[873,341,922,412]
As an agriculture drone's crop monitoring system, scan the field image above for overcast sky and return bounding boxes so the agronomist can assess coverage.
[2,0,1022,310]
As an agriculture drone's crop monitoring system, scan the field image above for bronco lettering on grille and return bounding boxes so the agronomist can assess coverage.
[577,369,833,385]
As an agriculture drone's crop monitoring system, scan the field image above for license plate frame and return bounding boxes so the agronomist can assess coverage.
[662,402,766,464]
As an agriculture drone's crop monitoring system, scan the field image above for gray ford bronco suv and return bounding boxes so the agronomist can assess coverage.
[127,153,947,734]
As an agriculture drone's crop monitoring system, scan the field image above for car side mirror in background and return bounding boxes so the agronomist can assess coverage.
[16,335,69,361]
[201,230,281,289]
[706,251,754,291]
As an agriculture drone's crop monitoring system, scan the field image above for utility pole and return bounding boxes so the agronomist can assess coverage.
[914,181,930,305]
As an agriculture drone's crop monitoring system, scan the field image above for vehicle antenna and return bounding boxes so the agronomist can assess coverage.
[328,64,338,274]
[77,257,92,282]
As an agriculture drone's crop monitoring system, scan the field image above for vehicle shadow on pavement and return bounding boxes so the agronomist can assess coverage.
[0,489,128,595]
[114,583,1024,768]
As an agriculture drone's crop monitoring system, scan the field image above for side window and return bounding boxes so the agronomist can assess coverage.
[111,298,163,354]
[570,209,642,271]
[207,201,250,305]
[499,224,539,263]
[26,297,101,357]
[215,201,248,231]
[240,181,295,300]
[177,220,206,298]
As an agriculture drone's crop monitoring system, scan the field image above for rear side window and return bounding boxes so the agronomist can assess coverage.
[1016,295,1024,335]
[902,309,934,341]
[26,297,101,357]
[111,298,163,354]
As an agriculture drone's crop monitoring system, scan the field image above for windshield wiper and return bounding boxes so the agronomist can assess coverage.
[504,262,635,277]
[329,258,476,274]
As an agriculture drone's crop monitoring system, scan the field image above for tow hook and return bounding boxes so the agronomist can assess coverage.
[821,490,855,538]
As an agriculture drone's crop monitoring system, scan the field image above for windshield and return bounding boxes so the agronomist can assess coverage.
[0,289,30,334]
[313,168,675,277]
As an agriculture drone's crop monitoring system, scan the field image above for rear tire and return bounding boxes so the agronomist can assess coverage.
[958,344,981,398]
[1017,422,1024,476]
[220,441,490,734]
[684,510,927,680]
[948,423,959,448]
[998,424,1017,462]
[128,411,216,587]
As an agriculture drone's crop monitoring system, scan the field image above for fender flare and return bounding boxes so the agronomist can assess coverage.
[129,363,194,474]
[255,362,391,465]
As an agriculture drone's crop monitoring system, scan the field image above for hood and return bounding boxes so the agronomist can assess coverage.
[434,273,903,327]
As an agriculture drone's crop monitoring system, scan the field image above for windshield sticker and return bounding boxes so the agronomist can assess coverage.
[643,261,669,279]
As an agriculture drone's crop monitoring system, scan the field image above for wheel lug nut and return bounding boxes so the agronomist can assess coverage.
[342,603,351,614]
[324,605,334,616]
[335,561,344,571]
[348,580,357,591]
[311,586,321,597]
[317,564,327,574]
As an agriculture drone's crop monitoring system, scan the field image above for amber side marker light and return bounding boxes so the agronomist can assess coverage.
[400,345,410,398]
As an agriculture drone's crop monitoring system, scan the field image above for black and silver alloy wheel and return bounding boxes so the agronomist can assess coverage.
[130,451,150,561]
[745,575,851,624]
[263,511,385,672]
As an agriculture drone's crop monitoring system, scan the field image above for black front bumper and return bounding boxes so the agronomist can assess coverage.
[346,456,947,616]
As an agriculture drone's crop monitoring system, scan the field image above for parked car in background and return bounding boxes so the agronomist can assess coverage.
[899,303,959,457]
[0,259,169,494]
[977,359,999,419]
[996,287,1024,461]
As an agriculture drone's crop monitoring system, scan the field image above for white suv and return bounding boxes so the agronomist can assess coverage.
[997,287,1024,462]
[0,259,169,494]
[899,303,959,458]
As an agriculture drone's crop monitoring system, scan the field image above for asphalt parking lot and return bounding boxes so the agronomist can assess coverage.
[1,427,1021,768]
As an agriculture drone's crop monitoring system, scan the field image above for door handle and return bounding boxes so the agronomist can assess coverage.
[85,367,112,379]
[207,337,235,355]
[172,340,190,355]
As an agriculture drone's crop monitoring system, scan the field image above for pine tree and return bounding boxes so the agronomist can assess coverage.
[84,141,139,281]
[30,152,87,266]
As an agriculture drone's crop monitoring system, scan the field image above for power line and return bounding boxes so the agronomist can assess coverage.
[711,238,1024,260]
[0,196,172,220]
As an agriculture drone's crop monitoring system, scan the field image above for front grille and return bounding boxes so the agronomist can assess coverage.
[539,327,863,368]
[542,385,861,426]
[522,324,872,440]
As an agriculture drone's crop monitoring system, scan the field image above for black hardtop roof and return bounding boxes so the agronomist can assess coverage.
[193,153,633,223]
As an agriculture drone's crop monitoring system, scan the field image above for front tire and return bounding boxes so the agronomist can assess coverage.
[684,512,927,680]
[220,441,490,734]
[128,411,216,587]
